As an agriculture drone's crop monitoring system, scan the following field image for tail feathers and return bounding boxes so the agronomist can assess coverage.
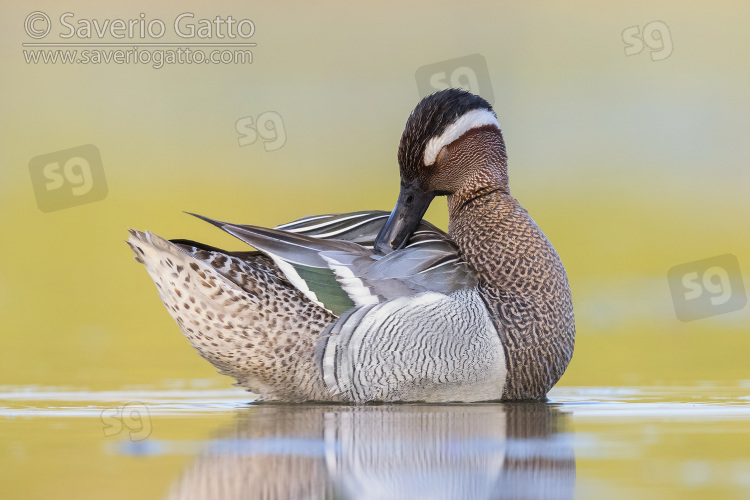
[126,233,145,264]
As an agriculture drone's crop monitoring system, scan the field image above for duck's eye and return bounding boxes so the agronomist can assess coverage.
[405,194,414,205]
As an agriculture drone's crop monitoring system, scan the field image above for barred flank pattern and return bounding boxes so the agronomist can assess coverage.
[449,192,575,400]
[318,290,506,403]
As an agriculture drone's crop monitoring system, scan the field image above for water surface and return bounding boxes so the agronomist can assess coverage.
[2,386,749,499]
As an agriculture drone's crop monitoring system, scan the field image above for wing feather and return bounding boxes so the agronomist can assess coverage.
[188,211,477,316]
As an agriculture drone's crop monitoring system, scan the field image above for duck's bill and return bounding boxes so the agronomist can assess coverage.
[374,182,434,254]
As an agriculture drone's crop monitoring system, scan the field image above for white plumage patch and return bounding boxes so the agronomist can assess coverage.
[423,108,499,166]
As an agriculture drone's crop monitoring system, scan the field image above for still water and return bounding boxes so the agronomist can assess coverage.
[2,386,750,499]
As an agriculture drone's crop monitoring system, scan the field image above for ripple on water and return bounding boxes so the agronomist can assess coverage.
[2,386,750,499]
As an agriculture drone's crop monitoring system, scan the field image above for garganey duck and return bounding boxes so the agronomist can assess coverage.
[128,89,575,402]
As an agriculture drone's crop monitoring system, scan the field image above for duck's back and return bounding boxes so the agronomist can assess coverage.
[449,192,575,400]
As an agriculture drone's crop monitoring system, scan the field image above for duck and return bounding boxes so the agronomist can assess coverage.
[127,89,575,403]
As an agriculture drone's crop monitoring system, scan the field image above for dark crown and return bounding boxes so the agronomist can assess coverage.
[398,89,494,180]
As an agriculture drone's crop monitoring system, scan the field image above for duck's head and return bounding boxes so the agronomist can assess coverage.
[375,89,508,254]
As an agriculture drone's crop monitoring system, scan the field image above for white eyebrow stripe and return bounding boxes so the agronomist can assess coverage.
[423,109,500,166]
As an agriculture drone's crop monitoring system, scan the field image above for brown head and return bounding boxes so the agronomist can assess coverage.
[375,89,509,254]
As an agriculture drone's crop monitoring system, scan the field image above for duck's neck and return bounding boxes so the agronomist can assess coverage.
[445,187,576,401]
[447,184,510,220]
[446,188,518,287]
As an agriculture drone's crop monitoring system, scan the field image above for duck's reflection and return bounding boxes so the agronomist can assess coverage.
[166,403,575,500]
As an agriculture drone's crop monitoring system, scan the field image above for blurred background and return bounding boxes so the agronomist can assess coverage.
[4,0,750,387]
[2,1,750,496]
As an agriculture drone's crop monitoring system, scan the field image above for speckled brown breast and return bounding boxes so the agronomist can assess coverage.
[449,191,575,400]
